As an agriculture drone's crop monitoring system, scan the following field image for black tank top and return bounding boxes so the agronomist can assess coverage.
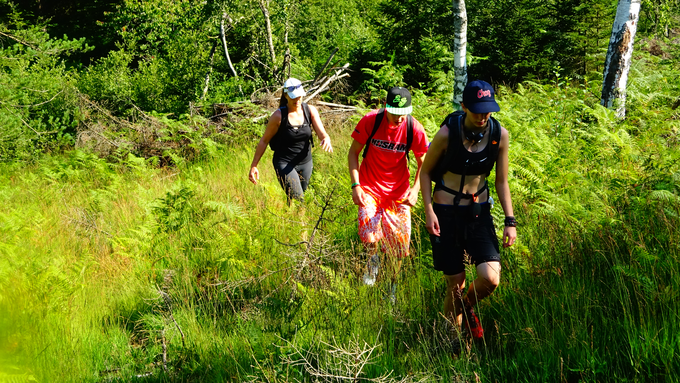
[271,103,313,163]
[444,114,499,176]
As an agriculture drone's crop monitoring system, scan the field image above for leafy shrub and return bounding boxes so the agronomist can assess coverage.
[0,9,89,161]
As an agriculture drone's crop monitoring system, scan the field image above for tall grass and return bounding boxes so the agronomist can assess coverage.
[1,53,679,382]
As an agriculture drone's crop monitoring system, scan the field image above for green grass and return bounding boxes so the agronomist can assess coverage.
[1,53,680,382]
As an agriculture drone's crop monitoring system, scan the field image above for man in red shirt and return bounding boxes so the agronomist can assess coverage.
[347,87,429,301]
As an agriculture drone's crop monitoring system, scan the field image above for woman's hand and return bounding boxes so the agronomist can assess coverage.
[320,137,333,153]
[425,208,440,236]
[502,226,516,248]
[249,166,259,185]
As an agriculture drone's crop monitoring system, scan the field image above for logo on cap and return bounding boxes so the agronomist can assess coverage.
[393,95,407,107]
[478,89,491,99]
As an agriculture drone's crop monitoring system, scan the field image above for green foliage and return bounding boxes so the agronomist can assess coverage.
[359,57,409,105]
[2,4,680,381]
[0,4,91,161]
[289,0,378,75]
[639,0,680,37]
[466,0,616,83]
[373,0,454,88]
[1,51,679,381]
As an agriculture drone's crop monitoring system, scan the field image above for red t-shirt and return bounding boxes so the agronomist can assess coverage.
[352,110,429,203]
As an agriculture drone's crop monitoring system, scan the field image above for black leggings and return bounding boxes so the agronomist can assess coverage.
[273,157,313,202]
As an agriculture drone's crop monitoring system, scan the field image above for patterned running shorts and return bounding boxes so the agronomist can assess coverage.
[357,192,411,258]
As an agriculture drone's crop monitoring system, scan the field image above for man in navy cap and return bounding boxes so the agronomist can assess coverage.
[420,80,517,343]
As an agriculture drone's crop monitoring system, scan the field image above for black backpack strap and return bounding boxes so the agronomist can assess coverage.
[405,115,414,161]
[302,102,314,148]
[486,116,502,174]
[280,105,288,126]
[269,105,288,151]
[362,108,385,159]
[443,113,463,174]
[432,112,463,193]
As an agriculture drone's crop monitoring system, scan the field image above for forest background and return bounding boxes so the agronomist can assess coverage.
[1,0,680,381]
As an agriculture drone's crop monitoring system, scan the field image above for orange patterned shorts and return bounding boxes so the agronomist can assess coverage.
[357,193,411,258]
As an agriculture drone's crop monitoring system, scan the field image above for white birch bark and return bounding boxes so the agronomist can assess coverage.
[221,12,238,78]
[257,0,277,66]
[201,42,217,100]
[452,0,468,110]
[600,0,641,119]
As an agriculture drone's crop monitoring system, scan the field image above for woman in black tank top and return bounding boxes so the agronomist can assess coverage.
[248,78,333,203]
[419,80,517,344]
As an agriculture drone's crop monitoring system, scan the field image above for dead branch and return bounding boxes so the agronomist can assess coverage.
[0,31,36,49]
[0,89,64,108]
[274,332,433,383]
[315,101,357,110]
[304,64,349,102]
[158,285,186,349]
[313,47,339,86]
[274,238,308,247]
[253,114,269,122]
[161,329,168,372]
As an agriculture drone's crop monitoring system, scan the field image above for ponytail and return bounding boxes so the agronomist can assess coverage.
[279,92,288,108]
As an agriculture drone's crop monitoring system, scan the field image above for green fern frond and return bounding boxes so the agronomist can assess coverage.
[649,190,678,203]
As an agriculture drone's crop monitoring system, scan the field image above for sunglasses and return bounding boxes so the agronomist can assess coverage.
[285,84,302,93]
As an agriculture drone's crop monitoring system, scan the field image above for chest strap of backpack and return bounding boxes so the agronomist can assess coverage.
[436,159,489,206]
[362,109,413,160]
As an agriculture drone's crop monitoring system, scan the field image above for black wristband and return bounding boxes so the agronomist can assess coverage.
[504,216,517,227]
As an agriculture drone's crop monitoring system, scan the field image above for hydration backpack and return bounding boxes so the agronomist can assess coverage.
[430,111,501,184]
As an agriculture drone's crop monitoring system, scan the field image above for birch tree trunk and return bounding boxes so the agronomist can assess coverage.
[452,0,468,110]
[221,12,238,78]
[257,0,277,67]
[600,0,641,119]
[201,41,217,100]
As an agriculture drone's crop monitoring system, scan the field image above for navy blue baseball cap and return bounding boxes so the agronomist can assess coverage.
[462,80,500,114]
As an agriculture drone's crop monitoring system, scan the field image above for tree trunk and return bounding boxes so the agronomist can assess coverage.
[221,12,238,78]
[201,41,217,100]
[600,0,641,119]
[258,0,277,67]
[452,0,468,110]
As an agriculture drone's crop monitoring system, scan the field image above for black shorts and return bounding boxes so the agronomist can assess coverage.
[430,203,500,276]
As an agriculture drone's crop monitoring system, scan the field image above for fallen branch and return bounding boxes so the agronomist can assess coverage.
[304,64,349,102]
[312,47,339,86]
[315,101,357,110]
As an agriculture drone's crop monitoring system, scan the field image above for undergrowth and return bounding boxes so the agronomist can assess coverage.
[1,53,679,382]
